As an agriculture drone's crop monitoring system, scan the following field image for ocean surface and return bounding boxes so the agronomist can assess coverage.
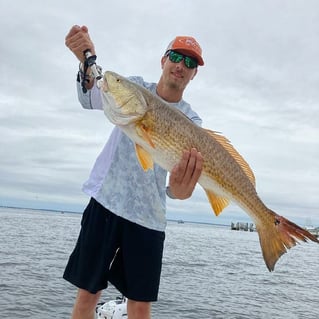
[0,207,318,319]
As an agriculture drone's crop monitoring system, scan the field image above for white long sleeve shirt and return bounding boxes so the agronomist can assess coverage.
[78,76,202,231]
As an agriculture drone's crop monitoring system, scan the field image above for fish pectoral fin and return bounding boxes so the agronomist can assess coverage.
[136,124,155,148]
[205,190,230,216]
[135,143,154,171]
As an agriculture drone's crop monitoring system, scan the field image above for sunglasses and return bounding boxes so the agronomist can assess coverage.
[165,50,198,69]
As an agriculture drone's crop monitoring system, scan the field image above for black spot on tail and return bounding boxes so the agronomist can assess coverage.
[274,218,281,226]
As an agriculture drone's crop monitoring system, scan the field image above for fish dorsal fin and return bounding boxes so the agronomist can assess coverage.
[135,143,154,171]
[205,189,230,216]
[205,129,256,187]
[136,122,155,148]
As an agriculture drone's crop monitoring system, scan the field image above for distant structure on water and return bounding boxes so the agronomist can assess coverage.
[231,222,255,232]
[304,226,319,238]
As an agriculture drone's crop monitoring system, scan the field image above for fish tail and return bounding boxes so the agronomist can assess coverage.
[256,209,319,271]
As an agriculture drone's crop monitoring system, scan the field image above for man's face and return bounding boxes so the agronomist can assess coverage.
[161,51,198,91]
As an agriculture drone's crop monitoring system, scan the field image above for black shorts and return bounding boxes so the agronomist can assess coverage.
[63,198,165,301]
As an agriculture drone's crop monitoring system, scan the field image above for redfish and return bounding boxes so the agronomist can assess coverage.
[101,71,318,271]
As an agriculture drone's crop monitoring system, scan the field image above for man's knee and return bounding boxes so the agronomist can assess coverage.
[72,289,101,318]
[127,299,151,319]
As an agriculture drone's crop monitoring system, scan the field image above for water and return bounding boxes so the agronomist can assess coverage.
[0,207,318,318]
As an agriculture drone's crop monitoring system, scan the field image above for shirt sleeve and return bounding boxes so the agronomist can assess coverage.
[190,114,202,127]
[76,80,103,110]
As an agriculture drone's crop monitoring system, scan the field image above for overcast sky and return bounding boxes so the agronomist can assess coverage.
[1,0,318,226]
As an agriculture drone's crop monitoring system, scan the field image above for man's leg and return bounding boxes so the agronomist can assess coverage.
[127,299,151,319]
[108,221,164,319]
[71,288,101,319]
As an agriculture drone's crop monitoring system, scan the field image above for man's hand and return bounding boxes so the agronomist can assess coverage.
[168,148,203,200]
[65,25,95,63]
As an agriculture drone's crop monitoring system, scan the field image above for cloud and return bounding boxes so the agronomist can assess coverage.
[0,0,318,226]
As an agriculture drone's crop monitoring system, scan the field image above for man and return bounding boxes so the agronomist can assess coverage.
[64,25,204,319]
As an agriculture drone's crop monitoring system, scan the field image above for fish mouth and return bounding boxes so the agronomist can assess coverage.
[102,78,109,92]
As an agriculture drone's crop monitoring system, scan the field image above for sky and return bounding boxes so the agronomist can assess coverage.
[0,0,318,226]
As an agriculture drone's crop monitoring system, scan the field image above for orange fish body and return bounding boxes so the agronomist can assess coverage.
[101,71,318,271]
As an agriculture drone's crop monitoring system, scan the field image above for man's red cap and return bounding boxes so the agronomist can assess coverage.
[166,36,204,66]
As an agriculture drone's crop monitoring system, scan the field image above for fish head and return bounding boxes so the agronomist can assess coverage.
[101,71,147,126]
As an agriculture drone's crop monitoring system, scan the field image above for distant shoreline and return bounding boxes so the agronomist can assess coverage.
[0,204,81,215]
[0,205,229,227]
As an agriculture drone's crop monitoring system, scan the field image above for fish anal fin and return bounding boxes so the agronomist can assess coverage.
[136,123,155,148]
[135,143,154,171]
[205,189,230,216]
[204,129,256,187]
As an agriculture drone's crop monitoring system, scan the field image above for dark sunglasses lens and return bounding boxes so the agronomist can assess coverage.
[184,56,198,69]
[169,51,183,63]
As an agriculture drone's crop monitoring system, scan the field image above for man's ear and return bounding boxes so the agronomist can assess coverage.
[161,56,167,69]
[191,68,198,80]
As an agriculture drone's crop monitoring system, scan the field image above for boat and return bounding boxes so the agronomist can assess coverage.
[95,296,127,319]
